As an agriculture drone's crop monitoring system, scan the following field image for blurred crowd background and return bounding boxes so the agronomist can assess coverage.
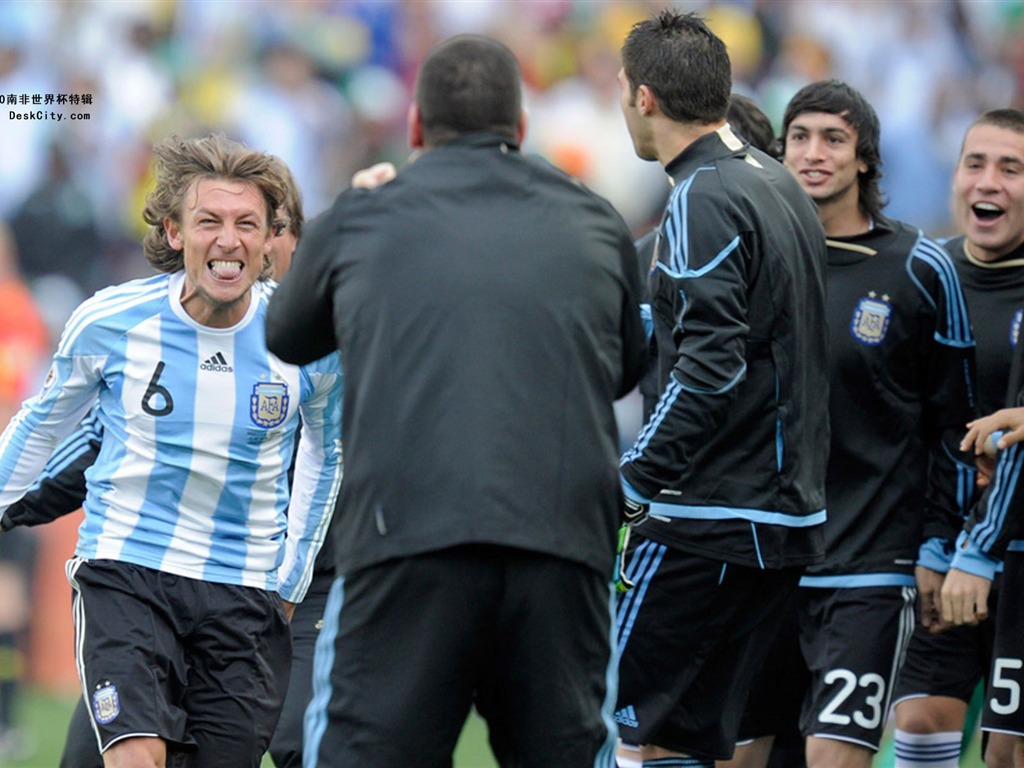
[2,0,1024,336]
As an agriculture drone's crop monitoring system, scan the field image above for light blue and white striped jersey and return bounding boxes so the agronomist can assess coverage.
[0,271,342,602]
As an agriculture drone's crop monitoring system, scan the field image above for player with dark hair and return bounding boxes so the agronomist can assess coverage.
[635,92,779,422]
[266,33,645,768]
[783,79,885,222]
[612,10,830,767]
[725,78,977,768]
[0,134,343,768]
[893,108,1024,768]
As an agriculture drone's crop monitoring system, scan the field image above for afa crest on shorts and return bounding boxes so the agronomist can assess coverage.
[250,382,290,428]
[93,682,120,724]
[851,292,892,346]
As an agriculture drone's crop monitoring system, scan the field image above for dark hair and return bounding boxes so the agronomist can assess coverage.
[621,9,731,124]
[142,134,288,279]
[781,79,885,220]
[728,93,778,156]
[415,34,522,146]
[273,156,304,240]
[965,108,1024,147]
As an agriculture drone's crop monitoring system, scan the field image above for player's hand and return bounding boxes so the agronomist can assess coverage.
[622,497,649,525]
[283,600,296,623]
[974,454,996,488]
[939,567,991,627]
[914,565,944,631]
[351,162,398,190]
[961,407,1024,456]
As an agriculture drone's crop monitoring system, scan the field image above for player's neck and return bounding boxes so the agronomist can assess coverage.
[657,119,726,168]
[818,195,870,239]
[180,286,253,328]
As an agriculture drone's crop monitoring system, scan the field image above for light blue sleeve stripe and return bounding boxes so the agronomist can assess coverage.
[799,573,917,588]
[621,378,683,465]
[676,363,747,395]
[907,235,973,345]
[649,501,826,528]
[620,477,651,504]
[933,333,975,349]
[972,443,1024,552]
[939,438,977,519]
[917,536,951,573]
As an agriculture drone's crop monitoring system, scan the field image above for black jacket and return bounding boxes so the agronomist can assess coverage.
[942,236,1024,577]
[803,218,976,582]
[621,127,830,569]
[266,132,646,577]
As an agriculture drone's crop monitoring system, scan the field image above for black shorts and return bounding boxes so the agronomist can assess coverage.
[893,579,998,706]
[983,550,1024,737]
[614,533,802,760]
[736,598,807,748]
[798,585,916,750]
[66,558,291,767]
[305,545,617,768]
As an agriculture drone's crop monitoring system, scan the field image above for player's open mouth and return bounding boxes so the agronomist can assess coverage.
[972,202,1004,222]
[209,260,244,280]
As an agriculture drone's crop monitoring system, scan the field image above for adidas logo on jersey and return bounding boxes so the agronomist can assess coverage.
[200,352,233,372]
[614,705,639,728]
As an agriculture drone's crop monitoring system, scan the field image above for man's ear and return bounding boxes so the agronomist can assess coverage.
[164,218,183,250]
[636,84,657,117]
[408,103,424,149]
[517,108,528,144]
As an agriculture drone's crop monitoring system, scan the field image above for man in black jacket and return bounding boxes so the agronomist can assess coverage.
[265,33,646,768]
[612,10,829,768]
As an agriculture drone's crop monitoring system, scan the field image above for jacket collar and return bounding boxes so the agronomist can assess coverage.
[664,124,745,185]
[436,131,521,152]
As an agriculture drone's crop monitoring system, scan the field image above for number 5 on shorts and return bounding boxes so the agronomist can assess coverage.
[991,658,1024,716]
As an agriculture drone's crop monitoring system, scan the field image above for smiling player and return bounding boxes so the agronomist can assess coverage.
[892,109,1024,768]
[727,79,977,768]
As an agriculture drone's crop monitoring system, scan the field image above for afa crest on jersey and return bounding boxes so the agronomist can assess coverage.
[851,293,892,346]
[93,682,120,724]
[250,382,290,428]
[38,363,58,399]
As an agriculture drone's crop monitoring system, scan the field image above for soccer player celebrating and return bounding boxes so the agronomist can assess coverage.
[898,109,1024,768]
[726,79,977,768]
[0,134,342,768]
